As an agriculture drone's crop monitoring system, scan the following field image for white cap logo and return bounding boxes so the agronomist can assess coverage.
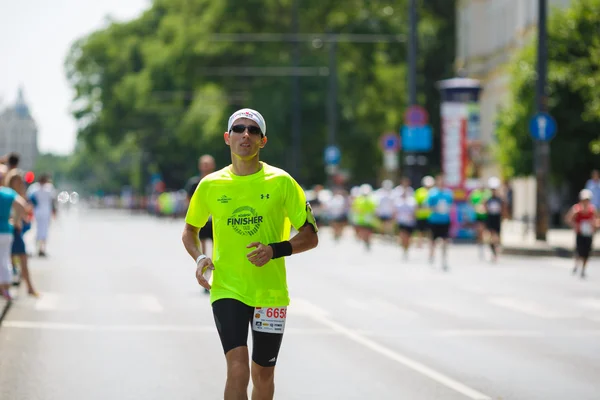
[227,108,267,136]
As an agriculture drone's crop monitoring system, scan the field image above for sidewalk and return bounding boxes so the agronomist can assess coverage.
[501,220,600,257]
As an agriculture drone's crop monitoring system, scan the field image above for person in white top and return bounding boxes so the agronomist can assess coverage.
[394,188,417,259]
[375,180,397,237]
[326,189,349,241]
[28,174,57,257]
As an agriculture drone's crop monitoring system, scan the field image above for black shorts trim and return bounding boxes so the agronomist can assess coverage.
[576,235,593,259]
[486,216,502,234]
[415,219,429,232]
[430,223,450,240]
[397,224,415,234]
[212,298,284,367]
[199,218,213,240]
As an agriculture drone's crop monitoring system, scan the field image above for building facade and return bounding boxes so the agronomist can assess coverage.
[0,88,38,171]
[455,0,571,177]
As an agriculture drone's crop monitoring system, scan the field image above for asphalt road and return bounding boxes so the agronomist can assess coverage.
[1,207,599,400]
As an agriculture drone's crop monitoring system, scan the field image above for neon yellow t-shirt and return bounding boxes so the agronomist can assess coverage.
[185,162,314,307]
[414,187,431,220]
[351,196,377,226]
[469,189,491,217]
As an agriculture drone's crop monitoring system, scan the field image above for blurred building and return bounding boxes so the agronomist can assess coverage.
[0,87,39,171]
[455,0,571,177]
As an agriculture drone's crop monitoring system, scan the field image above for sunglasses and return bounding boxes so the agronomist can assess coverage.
[230,124,263,136]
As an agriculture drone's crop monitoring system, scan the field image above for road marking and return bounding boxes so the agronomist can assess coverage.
[114,294,164,313]
[298,299,492,400]
[433,329,544,338]
[579,298,600,310]
[35,292,77,311]
[5,320,600,339]
[488,297,569,319]
[0,320,336,335]
[33,293,164,313]
[344,298,369,311]
[371,298,419,318]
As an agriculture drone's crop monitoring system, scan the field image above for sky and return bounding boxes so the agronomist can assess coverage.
[0,0,151,155]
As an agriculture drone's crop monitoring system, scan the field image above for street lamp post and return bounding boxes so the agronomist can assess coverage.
[535,0,549,241]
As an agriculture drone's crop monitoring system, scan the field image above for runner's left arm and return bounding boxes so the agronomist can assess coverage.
[280,176,319,255]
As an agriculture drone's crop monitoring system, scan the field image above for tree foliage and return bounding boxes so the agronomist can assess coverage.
[66,0,456,192]
[496,0,600,191]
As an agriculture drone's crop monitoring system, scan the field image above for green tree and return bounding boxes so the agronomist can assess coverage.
[65,0,456,191]
[497,0,600,193]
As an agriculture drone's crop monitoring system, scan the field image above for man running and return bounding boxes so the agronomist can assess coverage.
[565,189,598,279]
[469,181,491,259]
[394,187,416,260]
[185,155,217,251]
[427,175,454,270]
[182,108,319,400]
[185,155,217,294]
[485,177,505,263]
[414,176,434,248]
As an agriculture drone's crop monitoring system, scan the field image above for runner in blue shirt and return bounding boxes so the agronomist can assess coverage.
[427,175,454,270]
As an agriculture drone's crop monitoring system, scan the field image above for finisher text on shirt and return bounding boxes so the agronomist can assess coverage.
[227,216,264,226]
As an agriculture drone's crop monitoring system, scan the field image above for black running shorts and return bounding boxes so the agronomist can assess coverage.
[576,234,593,259]
[486,215,502,234]
[430,223,450,240]
[415,219,429,233]
[397,224,414,234]
[212,298,284,367]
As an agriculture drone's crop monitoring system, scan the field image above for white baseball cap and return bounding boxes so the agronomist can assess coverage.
[488,177,501,189]
[421,176,435,188]
[580,189,593,200]
[227,108,267,136]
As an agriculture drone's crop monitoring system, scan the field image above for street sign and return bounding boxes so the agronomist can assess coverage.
[324,145,341,165]
[401,125,433,152]
[380,133,401,152]
[383,150,399,172]
[529,112,557,141]
[404,105,429,127]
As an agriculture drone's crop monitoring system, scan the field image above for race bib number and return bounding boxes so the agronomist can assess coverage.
[580,221,593,237]
[253,307,287,334]
[436,200,449,214]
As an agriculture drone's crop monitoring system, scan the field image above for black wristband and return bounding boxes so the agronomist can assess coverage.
[268,241,293,259]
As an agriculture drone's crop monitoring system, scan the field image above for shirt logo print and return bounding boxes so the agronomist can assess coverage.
[261,194,270,199]
[217,195,232,204]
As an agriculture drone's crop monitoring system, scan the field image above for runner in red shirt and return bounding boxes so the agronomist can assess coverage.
[565,189,598,279]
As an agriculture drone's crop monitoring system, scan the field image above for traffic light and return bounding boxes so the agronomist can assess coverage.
[24,171,35,184]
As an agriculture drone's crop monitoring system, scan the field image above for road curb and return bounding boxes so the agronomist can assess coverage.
[502,246,600,258]
[0,299,12,327]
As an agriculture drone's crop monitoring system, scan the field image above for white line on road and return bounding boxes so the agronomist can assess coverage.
[34,292,77,311]
[344,298,369,311]
[6,320,600,339]
[298,299,492,400]
[371,298,420,318]
[0,320,336,335]
[488,296,570,319]
[579,298,600,310]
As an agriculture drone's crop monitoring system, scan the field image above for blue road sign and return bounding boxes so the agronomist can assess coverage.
[324,145,341,165]
[529,112,557,141]
[380,133,401,151]
[401,125,433,152]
